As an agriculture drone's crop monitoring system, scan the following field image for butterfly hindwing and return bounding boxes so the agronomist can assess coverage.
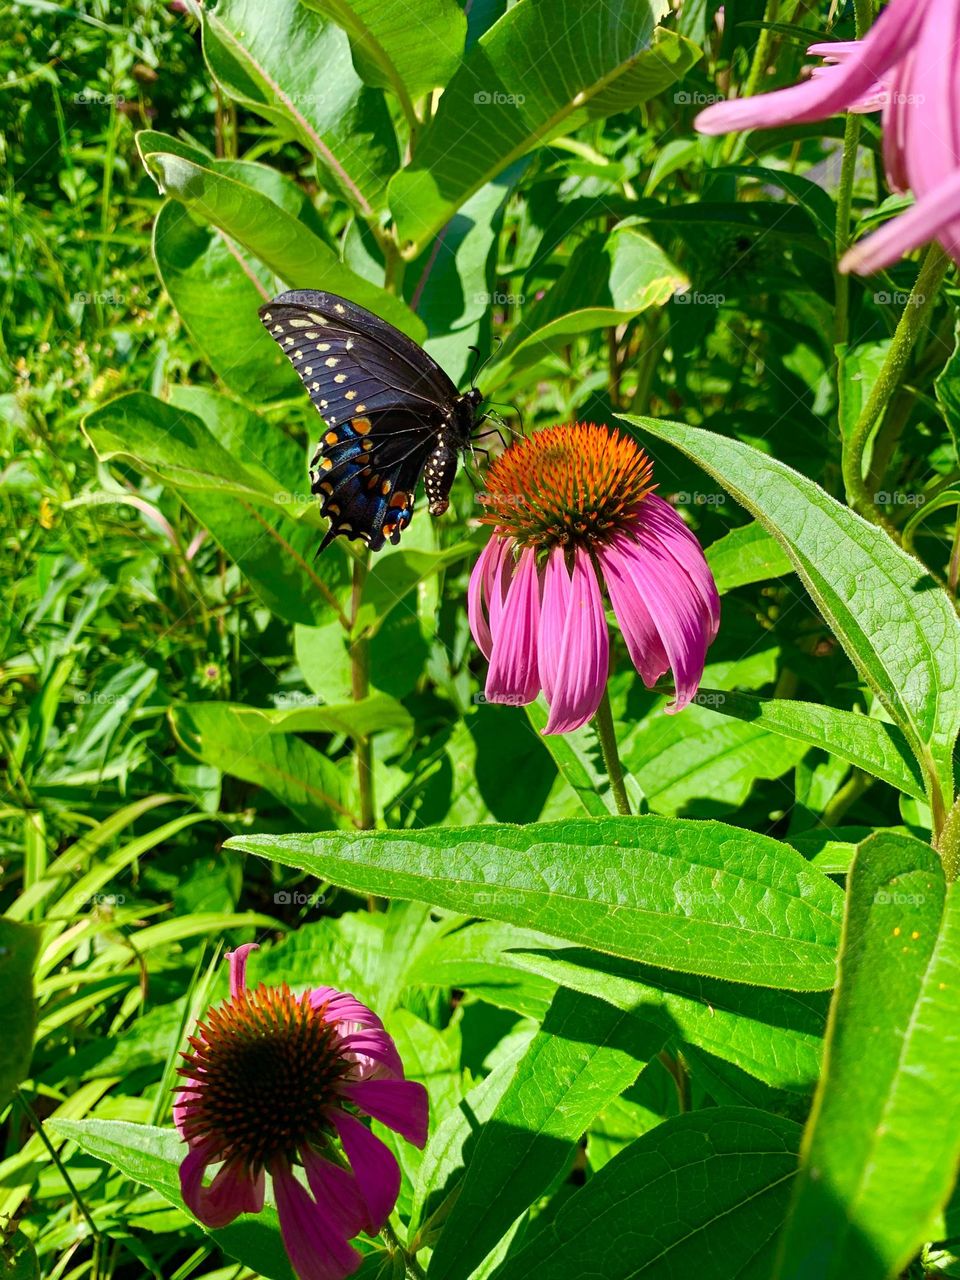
[259,290,478,552]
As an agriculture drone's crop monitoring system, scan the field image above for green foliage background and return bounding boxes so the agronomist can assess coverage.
[2,1,960,1278]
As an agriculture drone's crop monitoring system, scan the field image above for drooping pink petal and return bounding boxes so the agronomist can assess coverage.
[329,1110,401,1235]
[840,165,960,273]
[484,545,541,706]
[180,1146,264,1229]
[537,546,609,734]
[468,534,508,659]
[599,529,712,712]
[339,1029,405,1081]
[272,1162,363,1280]
[303,1148,366,1240]
[596,544,670,690]
[640,496,721,640]
[309,988,384,1030]
[339,1078,429,1148]
[227,943,258,997]
[695,0,925,134]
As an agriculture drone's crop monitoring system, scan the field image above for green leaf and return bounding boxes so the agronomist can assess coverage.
[694,689,926,799]
[625,414,960,808]
[492,1108,802,1280]
[524,703,616,817]
[776,832,960,1280]
[484,225,686,393]
[202,0,399,214]
[226,816,844,989]
[388,3,700,254]
[171,703,356,828]
[152,199,294,401]
[508,948,826,1091]
[303,0,466,111]
[83,392,349,627]
[139,136,422,339]
[0,919,40,1107]
[428,988,657,1280]
[49,1120,295,1280]
[705,521,794,593]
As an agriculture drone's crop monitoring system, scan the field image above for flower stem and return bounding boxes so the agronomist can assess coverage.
[841,242,950,531]
[593,685,632,816]
[833,110,861,348]
[350,554,376,830]
[382,1220,427,1280]
[937,793,960,882]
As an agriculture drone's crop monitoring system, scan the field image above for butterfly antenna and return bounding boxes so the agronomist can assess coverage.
[466,337,504,391]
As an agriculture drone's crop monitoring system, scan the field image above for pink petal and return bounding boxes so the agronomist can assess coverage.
[303,1148,366,1240]
[309,988,384,1030]
[594,547,670,690]
[840,165,960,273]
[537,546,609,734]
[339,1078,429,1148]
[484,545,541,706]
[272,1162,363,1280]
[329,1110,401,1235]
[340,1030,405,1081]
[695,0,925,134]
[468,535,507,659]
[180,1146,264,1229]
[227,943,259,998]
[641,497,720,640]
[598,529,713,713]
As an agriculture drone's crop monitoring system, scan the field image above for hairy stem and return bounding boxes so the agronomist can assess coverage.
[350,555,376,830]
[593,685,632,816]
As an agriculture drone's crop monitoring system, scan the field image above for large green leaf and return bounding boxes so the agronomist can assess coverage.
[171,703,356,828]
[50,1120,295,1280]
[153,199,293,401]
[776,832,960,1280]
[227,817,844,989]
[304,0,465,112]
[202,0,398,214]
[140,135,422,339]
[626,415,960,810]
[484,225,686,393]
[428,988,656,1280]
[705,521,794,593]
[694,689,926,799]
[509,948,826,1090]
[493,1108,802,1280]
[0,919,40,1108]
[388,1,700,254]
[83,391,349,626]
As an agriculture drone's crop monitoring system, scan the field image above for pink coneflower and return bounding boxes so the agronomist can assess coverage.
[175,944,428,1280]
[695,0,960,273]
[469,423,719,733]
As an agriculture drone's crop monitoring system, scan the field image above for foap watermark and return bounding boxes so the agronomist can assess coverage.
[674,491,726,506]
[75,90,125,106]
[673,289,725,307]
[474,692,529,706]
[693,691,726,707]
[874,889,925,907]
[273,691,325,708]
[874,490,925,506]
[477,290,525,307]
[75,691,132,707]
[75,291,126,306]
[474,90,525,106]
[674,90,724,106]
[274,890,326,907]
[874,290,926,307]
[87,892,126,907]
[273,491,313,505]
[273,91,326,107]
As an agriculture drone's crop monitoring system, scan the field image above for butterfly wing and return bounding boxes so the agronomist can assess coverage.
[259,290,461,551]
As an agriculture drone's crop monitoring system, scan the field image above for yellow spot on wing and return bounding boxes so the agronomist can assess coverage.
[352,417,372,434]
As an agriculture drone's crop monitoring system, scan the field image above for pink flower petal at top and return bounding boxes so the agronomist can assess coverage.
[470,423,719,733]
[174,946,429,1280]
[694,0,960,272]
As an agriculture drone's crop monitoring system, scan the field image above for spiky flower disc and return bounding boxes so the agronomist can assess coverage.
[177,982,349,1168]
[478,422,655,549]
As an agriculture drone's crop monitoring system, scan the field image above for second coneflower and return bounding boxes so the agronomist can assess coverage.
[469,423,720,734]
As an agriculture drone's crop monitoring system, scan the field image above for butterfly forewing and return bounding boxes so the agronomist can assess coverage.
[259,290,477,552]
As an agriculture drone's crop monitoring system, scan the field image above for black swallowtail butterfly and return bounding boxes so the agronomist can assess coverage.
[259,290,483,552]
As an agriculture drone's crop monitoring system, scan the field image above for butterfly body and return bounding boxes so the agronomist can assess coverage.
[259,289,482,552]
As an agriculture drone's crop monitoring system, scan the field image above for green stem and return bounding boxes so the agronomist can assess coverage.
[593,685,632,815]
[350,556,375,830]
[841,242,950,530]
[381,1220,427,1280]
[721,0,779,162]
[833,110,861,348]
[937,794,960,882]
[17,1089,101,1245]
